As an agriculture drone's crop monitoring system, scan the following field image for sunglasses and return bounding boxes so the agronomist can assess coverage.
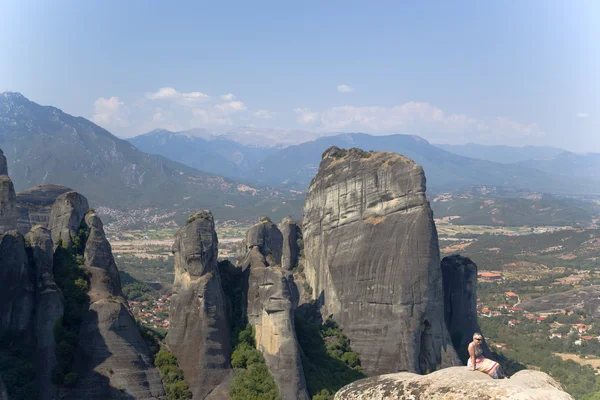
[475,338,482,341]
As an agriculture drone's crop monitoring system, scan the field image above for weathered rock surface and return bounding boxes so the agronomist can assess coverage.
[247,265,309,400]
[26,226,63,400]
[519,285,600,317]
[238,217,283,268]
[0,374,7,400]
[279,216,301,271]
[334,366,574,400]
[442,254,491,361]
[0,175,18,234]
[0,230,35,334]
[0,149,7,175]
[47,191,89,249]
[303,147,459,375]
[69,210,165,399]
[16,184,71,234]
[167,211,231,400]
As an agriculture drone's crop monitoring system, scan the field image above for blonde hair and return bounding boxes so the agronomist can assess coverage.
[473,332,483,340]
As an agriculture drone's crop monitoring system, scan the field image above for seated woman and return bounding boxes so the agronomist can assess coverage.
[467,333,507,379]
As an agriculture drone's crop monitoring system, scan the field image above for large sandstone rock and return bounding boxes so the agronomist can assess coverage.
[0,175,18,234]
[279,216,301,271]
[69,211,165,399]
[441,254,491,361]
[167,211,231,400]
[26,226,63,400]
[334,367,574,400]
[247,265,309,400]
[238,217,283,268]
[47,191,89,249]
[303,147,459,375]
[16,184,72,234]
[0,230,35,334]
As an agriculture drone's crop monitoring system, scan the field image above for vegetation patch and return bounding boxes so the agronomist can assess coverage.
[295,308,366,400]
[154,348,192,400]
[0,330,38,400]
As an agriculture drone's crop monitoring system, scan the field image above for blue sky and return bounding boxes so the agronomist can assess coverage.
[1,1,598,151]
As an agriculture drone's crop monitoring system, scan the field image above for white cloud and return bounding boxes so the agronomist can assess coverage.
[220,93,235,101]
[91,97,129,127]
[253,109,275,119]
[337,84,354,93]
[576,112,589,118]
[146,87,209,103]
[215,101,246,113]
[295,108,319,124]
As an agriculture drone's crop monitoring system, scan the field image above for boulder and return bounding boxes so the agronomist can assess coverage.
[0,175,18,234]
[303,147,459,375]
[26,226,63,400]
[16,184,72,234]
[69,211,165,399]
[441,254,491,361]
[167,211,231,399]
[247,265,309,400]
[334,366,574,400]
[238,217,283,268]
[279,216,301,271]
[47,191,89,249]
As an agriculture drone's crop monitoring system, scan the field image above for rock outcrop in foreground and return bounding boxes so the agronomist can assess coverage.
[334,367,574,400]
[47,191,89,249]
[279,216,301,271]
[441,254,491,360]
[167,211,231,399]
[0,175,18,234]
[16,184,72,234]
[303,147,459,375]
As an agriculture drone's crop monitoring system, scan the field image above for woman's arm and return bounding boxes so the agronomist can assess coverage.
[468,343,476,371]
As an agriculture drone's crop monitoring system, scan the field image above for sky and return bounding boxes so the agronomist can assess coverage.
[0,1,598,151]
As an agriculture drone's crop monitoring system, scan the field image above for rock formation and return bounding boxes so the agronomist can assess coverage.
[167,211,231,399]
[16,184,72,234]
[0,175,18,234]
[334,367,574,400]
[0,149,7,175]
[303,147,459,375]
[441,254,491,361]
[0,374,7,400]
[519,285,600,317]
[66,210,165,399]
[238,217,283,268]
[47,191,89,249]
[26,226,63,400]
[279,216,301,271]
[0,230,35,334]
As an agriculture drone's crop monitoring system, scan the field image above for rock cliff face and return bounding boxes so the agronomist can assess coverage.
[0,175,18,234]
[0,375,7,400]
[167,211,231,400]
[47,191,89,249]
[26,226,63,400]
[67,210,165,399]
[334,367,574,400]
[0,149,6,175]
[238,217,283,268]
[303,147,459,375]
[441,255,490,361]
[16,184,71,234]
[279,216,301,271]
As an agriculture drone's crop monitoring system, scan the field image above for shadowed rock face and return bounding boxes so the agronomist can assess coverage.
[16,184,72,234]
[0,175,18,234]
[441,255,491,361]
[167,210,231,400]
[334,367,574,400]
[0,374,7,400]
[0,149,7,175]
[68,211,165,399]
[26,226,63,400]
[247,265,309,400]
[47,191,89,249]
[279,217,301,271]
[0,230,35,334]
[238,217,283,268]
[303,147,459,376]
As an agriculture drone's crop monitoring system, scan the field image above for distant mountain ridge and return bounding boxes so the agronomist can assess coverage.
[436,143,566,164]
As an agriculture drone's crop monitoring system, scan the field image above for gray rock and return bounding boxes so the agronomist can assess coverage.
[238,217,283,268]
[26,226,63,400]
[519,285,600,317]
[167,210,231,400]
[0,175,18,234]
[334,367,574,400]
[0,230,35,334]
[69,211,165,399]
[16,184,72,234]
[247,265,309,400]
[0,374,8,400]
[441,254,491,361]
[279,216,301,271]
[0,149,6,175]
[47,191,89,249]
[303,147,459,375]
